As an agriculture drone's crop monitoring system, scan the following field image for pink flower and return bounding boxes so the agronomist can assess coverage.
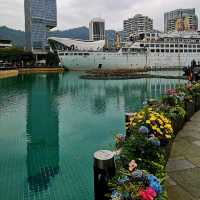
[166,89,177,96]
[128,160,137,172]
[115,134,125,144]
[139,187,157,200]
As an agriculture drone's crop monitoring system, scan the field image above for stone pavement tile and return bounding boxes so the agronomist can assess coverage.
[178,127,200,139]
[167,185,195,200]
[170,138,192,158]
[170,138,200,158]
[176,136,197,143]
[178,131,200,139]
[184,144,200,157]
[193,140,200,147]
[186,156,200,167]
[191,112,200,122]
[168,167,200,199]
[165,175,177,187]
[166,159,195,172]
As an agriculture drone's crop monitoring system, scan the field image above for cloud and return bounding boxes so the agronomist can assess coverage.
[0,0,200,31]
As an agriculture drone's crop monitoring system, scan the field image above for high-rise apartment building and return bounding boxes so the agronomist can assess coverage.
[89,18,105,41]
[123,14,153,39]
[164,8,198,33]
[24,0,57,51]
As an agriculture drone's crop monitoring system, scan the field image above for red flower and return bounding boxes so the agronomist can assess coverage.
[139,187,157,200]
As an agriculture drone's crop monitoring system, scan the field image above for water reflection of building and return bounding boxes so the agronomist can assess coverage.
[26,74,59,192]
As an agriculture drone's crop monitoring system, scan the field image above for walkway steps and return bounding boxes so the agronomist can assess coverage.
[166,111,200,200]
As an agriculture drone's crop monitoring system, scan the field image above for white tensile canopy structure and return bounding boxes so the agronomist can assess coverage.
[48,37,105,51]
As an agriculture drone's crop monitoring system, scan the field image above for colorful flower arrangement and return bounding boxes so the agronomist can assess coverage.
[126,111,145,129]
[108,81,200,200]
[126,108,174,140]
[145,109,173,140]
[110,160,162,200]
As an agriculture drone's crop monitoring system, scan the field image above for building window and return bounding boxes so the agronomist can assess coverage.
[165,44,169,48]
[150,44,154,47]
[161,49,164,53]
[193,49,196,52]
[175,49,179,53]
[184,45,187,48]
[170,44,174,48]
[156,44,159,48]
[175,44,178,48]
[170,49,174,53]
[197,49,200,52]
[193,45,196,48]
[184,49,188,53]
[156,49,160,52]
[151,49,155,52]
[122,48,128,52]
[189,49,192,53]
[165,49,169,53]
[180,44,183,48]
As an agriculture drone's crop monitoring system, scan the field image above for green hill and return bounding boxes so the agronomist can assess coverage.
[0,26,119,48]
[0,26,25,47]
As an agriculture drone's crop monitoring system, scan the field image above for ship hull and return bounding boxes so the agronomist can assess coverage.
[58,52,200,70]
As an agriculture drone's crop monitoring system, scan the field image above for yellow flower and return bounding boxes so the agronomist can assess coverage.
[131,123,137,127]
[152,126,157,130]
[165,134,172,139]
[158,119,163,125]
[164,124,172,129]
[150,117,156,121]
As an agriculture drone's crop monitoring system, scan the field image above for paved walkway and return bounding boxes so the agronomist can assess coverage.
[166,112,200,200]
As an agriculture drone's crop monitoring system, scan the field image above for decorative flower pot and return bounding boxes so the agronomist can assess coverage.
[185,100,195,121]
[195,95,200,112]
[172,117,185,134]
[160,141,172,162]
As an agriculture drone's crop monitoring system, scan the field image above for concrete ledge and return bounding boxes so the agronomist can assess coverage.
[18,67,65,74]
[0,70,18,79]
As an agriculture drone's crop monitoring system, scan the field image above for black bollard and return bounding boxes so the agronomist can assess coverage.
[93,150,116,200]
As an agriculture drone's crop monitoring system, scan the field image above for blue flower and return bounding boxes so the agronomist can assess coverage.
[117,176,129,185]
[147,175,162,194]
[139,126,149,135]
[148,137,160,147]
[111,190,122,199]
[131,169,146,181]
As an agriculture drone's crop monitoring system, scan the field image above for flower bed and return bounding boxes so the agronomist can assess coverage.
[108,81,200,200]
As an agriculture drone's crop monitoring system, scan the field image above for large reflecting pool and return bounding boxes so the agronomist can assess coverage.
[0,72,184,200]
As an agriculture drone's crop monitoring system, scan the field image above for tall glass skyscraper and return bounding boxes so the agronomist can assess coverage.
[24,0,57,51]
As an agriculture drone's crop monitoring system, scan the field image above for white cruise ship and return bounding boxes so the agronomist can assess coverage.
[48,31,200,70]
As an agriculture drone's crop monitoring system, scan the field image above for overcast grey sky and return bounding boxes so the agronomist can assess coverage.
[0,0,200,31]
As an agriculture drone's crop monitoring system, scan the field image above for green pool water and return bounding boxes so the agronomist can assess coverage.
[0,72,184,200]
